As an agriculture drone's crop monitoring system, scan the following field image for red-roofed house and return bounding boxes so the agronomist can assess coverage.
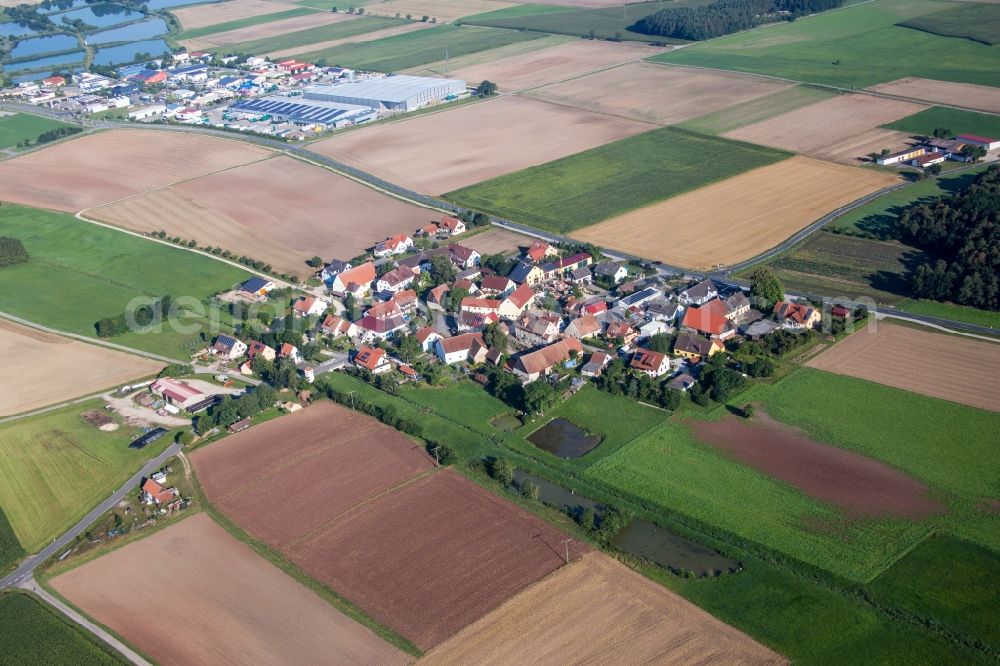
[376,266,417,294]
[141,478,178,505]
[354,346,391,374]
[391,289,418,312]
[512,338,583,383]
[43,75,66,87]
[438,216,466,236]
[564,314,602,340]
[582,299,608,316]
[480,275,515,297]
[956,134,1000,150]
[515,313,561,346]
[605,321,637,346]
[498,283,536,319]
[293,296,328,317]
[320,314,357,338]
[330,262,376,296]
[525,239,556,263]
[461,297,502,315]
[416,326,441,352]
[427,283,450,309]
[630,349,670,377]
[773,301,821,329]
[246,340,276,361]
[374,233,413,258]
[435,332,487,364]
[279,343,300,363]
[682,299,736,339]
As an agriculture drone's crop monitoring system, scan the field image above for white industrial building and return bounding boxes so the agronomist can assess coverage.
[303,75,466,112]
[226,95,377,128]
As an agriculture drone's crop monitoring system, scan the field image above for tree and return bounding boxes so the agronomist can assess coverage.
[175,430,194,445]
[925,163,942,177]
[522,380,556,415]
[0,236,29,266]
[306,255,323,268]
[520,479,539,501]
[476,80,497,96]
[646,332,673,353]
[490,457,516,486]
[483,322,507,352]
[429,254,456,284]
[395,334,421,362]
[447,287,469,313]
[932,126,951,138]
[961,144,987,163]
[748,267,783,310]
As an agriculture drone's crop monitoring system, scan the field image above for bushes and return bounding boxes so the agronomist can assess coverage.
[94,295,173,338]
[34,126,82,145]
[320,381,423,437]
[0,237,28,267]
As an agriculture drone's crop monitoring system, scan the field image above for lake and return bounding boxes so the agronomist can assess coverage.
[6,50,85,72]
[613,520,742,577]
[92,38,169,65]
[88,18,167,45]
[527,418,602,459]
[0,22,37,38]
[55,4,143,29]
[9,34,79,59]
[12,66,81,83]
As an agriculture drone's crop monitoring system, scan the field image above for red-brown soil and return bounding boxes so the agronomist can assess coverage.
[691,414,943,519]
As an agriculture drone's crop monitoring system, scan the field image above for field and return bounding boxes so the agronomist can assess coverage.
[192,401,435,546]
[0,130,270,213]
[424,39,664,92]
[678,85,835,135]
[51,514,411,665]
[0,592,123,665]
[267,21,433,58]
[421,552,784,665]
[883,105,1000,138]
[359,0,518,22]
[805,322,1000,413]
[525,61,791,125]
[294,24,545,72]
[868,78,1000,115]
[0,399,167,552]
[895,298,1000,330]
[0,112,72,150]
[898,2,1000,45]
[172,0,308,30]
[455,226,531,256]
[175,7,321,41]
[571,156,898,269]
[286,469,584,649]
[654,0,1000,89]
[0,319,163,417]
[176,10,354,49]
[0,506,23,572]
[90,156,435,275]
[722,94,925,164]
[447,127,788,234]
[0,205,250,359]
[184,15,404,54]
[313,96,651,195]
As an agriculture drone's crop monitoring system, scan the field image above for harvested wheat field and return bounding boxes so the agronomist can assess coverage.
[573,156,898,269]
[173,0,299,30]
[867,78,1000,114]
[806,322,1000,413]
[723,94,926,162]
[51,514,412,666]
[525,62,790,125]
[459,227,531,255]
[181,10,353,48]
[268,20,433,58]
[288,468,586,650]
[313,96,651,194]
[442,40,662,91]
[0,320,162,416]
[0,130,269,213]
[193,401,435,546]
[361,0,516,22]
[811,127,913,164]
[692,414,943,519]
[90,156,434,274]
[421,551,784,665]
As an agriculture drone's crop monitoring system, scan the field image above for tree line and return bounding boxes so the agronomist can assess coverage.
[895,165,1000,310]
[630,0,842,40]
[95,295,173,338]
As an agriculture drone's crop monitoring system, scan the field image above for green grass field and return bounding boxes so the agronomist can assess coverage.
[884,107,1000,141]
[400,380,513,436]
[175,7,319,41]
[208,15,404,56]
[0,592,124,664]
[678,85,834,135]
[296,24,544,71]
[653,0,1000,89]
[897,2,1000,46]
[0,113,73,150]
[446,127,789,233]
[0,399,170,552]
[0,205,249,359]
[0,506,24,573]
[866,534,1000,650]
[895,298,1000,329]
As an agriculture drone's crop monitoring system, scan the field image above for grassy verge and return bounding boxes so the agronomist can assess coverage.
[0,591,125,664]
[446,127,789,233]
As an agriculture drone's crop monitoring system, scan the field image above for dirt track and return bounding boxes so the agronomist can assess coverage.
[51,514,411,666]
[867,77,1000,114]
[572,156,898,269]
[525,62,790,125]
[420,552,785,665]
[806,322,1000,413]
[312,96,652,194]
[0,130,270,212]
[0,319,162,416]
[691,414,943,519]
[90,156,433,273]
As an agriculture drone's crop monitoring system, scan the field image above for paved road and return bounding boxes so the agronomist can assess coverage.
[0,443,180,591]
[18,578,152,666]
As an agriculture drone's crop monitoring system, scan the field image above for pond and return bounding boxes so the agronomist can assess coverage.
[9,34,79,59]
[490,414,522,432]
[92,38,169,66]
[514,471,602,517]
[38,0,91,14]
[527,418,601,459]
[613,520,741,578]
[87,18,167,45]
[55,4,143,29]
[5,50,85,72]
[12,67,80,83]
[0,22,37,38]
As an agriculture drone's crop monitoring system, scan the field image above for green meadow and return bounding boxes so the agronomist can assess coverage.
[0,113,73,150]
[884,107,1000,141]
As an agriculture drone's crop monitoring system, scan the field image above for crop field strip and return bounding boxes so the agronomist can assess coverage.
[176,10,362,50]
[174,7,321,42]
[172,0,314,31]
[355,0,520,23]
[266,21,434,58]
[896,1,1000,46]
[0,507,24,573]
[677,85,835,136]
[0,592,124,665]
[185,15,408,54]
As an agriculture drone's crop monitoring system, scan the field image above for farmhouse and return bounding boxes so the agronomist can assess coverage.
[512,338,583,383]
[541,252,592,280]
[673,333,723,362]
[593,261,627,283]
[876,146,925,166]
[647,301,683,322]
[461,297,502,316]
[353,346,391,374]
[436,332,488,365]
[438,216,467,236]
[515,313,561,346]
[581,351,612,377]
[376,266,417,295]
[509,260,545,286]
[605,321,637,346]
[679,279,718,306]
[293,296,328,317]
[279,343,300,363]
[304,75,466,112]
[238,276,275,297]
[564,314,602,340]
[446,243,479,269]
[525,239,557,263]
[212,334,248,360]
[681,300,736,339]
[458,310,499,333]
[911,152,948,168]
[356,301,407,341]
[391,289,418,312]
[499,283,537,319]
[330,262,376,296]
[150,378,205,410]
[774,301,822,329]
[374,233,413,258]
[480,275,515,297]
[246,340,276,361]
[630,349,670,378]
[140,478,178,505]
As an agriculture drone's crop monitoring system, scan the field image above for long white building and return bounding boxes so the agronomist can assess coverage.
[303,75,466,112]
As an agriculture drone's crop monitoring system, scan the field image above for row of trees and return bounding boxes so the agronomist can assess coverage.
[592,357,682,411]
[0,236,28,267]
[193,385,279,433]
[95,295,172,338]
[630,0,841,40]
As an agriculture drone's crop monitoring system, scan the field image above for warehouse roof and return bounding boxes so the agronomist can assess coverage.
[228,96,372,125]
[304,75,465,103]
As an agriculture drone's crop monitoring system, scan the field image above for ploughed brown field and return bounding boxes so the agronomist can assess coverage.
[806,322,1000,413]
[51,514,411,665]
[311,96,652,194]
[443,40,665,92]
[192,401,435,546]
[459,227,532,256]
[525,62,791,125]
[691,414,943,519]
[173,0,300,30]
[867,77,1000,114]
[268,21,433,58]
[0,319,162,416]
[287,469,586,650]
[179,10,354,50]
[572,156,899,269]
[421,552,785,665]
[89,156,434,275]
[723,94,926,164]
[0,130,270,212]
[360,0,517,22]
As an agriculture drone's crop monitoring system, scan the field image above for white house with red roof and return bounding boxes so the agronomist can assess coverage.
[320,314,357,338]
[376,266,417,294]
[435,333,487,365]
[374,233,414,258]
[353,346,391,374]
[292,296,329,317]
[498,283,536,319]
[330,261,376,296]
[416,326,441,352]
[279,343,300,363]
[438,215,466,236]
[141,478,178,505]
